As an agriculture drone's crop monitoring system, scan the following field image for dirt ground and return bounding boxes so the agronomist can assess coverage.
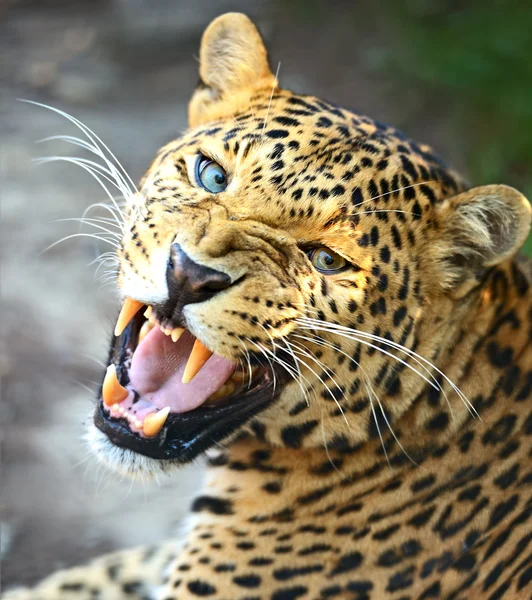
[1,0,466,591]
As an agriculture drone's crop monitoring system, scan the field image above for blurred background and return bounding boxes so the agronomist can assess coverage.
[1,0,531,590]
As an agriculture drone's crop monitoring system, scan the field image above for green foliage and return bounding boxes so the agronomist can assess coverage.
[381,1,532,182]
[282,0,532,253]
[372,0,532,253]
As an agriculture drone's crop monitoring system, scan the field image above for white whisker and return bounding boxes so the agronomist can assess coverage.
[299,317,475,420]
[34,156,128,222]
[292,330,412,463]
[57,218,121,239]
[41,233,119,254]
[277,337,311,407]
[297,320,438,392]
[374,390,418,466]
[82,202,125,233]
[288,340,350,429]
[260,62,281,144]
[246,339,278,394]
[348,180,440,211]
[366,382,391,468]
[37,134,135,202]
[22,100,138,195]
[296,317,475,426]
[257,323,311,405]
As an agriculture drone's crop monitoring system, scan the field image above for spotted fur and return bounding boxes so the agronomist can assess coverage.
[5,13,532,600]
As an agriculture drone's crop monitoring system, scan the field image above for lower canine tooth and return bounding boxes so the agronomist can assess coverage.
[102,364,129,406]
[182,339,214,384]
[143,407,170,437]
[231,371,248,383]
[171,328,185,343]
[206,381,235,402]
[138,320,155,343]
[231,367,258,383]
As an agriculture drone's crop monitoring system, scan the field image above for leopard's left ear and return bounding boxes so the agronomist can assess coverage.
[433,184,531,290]
[189,13,277,127]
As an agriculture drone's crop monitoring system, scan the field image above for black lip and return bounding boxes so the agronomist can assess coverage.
[94,310,286,463]
[94,371,278,462]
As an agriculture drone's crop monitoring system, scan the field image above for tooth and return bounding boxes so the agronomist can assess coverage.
[138,320,155,343]
[231,371,247,383]
[143,407,170,437]
[182,339,214,384]
[171,328,185,343]
[115,298,144,336]
[206,380,235,403]
[102,364,129,406]
[231,366,258,383]
[144,306,153,319]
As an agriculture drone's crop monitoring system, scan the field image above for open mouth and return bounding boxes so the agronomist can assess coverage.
[94,299,280,462]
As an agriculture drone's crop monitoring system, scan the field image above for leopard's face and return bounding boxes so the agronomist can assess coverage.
[90,14,531,476]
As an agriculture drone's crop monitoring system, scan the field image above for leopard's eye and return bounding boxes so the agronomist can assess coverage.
[308,247,347,274]
[196,155,227,193]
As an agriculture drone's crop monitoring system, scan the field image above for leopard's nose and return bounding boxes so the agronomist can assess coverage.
[166,243,232,310]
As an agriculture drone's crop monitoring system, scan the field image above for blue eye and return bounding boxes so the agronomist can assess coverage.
[196,156,228,193]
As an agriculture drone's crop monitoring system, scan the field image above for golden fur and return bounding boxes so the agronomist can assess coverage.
[5,13,532,600]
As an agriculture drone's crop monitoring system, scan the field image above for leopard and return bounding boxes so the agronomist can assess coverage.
[4,12,532,600]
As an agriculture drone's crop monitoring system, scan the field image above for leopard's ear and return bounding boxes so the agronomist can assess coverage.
[433,184,531,291]
[189,13,277,127]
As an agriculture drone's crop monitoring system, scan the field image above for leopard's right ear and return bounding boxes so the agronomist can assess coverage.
[189,13,277,127]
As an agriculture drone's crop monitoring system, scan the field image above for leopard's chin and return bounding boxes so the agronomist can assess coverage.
[86,420,231,479]
[93,374,278,464]
[92,300,286,465]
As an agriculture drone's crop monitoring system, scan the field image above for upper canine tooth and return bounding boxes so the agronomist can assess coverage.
[103,364,129,406]
[171,328,185,343]
[182,339,214,384]
[143,407,170,437]
[144,306,153,319]
[115,298,144,336]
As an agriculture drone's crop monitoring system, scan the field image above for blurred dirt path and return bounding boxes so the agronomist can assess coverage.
[1,0,459,589]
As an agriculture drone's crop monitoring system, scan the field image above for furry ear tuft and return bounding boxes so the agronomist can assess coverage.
[434,184,531,290]
[189,13,277,127]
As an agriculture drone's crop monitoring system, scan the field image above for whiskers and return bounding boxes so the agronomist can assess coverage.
[260,61,281,145]
[291,329,404,467]
[292,315,475,465]
[251,313,474,469]
[22,100,135,285]
[296,316,476,420]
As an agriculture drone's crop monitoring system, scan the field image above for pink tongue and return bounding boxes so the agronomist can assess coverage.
[129,328,236,413]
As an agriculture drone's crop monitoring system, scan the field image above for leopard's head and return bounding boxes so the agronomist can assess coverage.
[90,13,531,476]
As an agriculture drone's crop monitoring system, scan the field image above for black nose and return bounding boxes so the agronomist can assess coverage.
[163,243,232,324]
